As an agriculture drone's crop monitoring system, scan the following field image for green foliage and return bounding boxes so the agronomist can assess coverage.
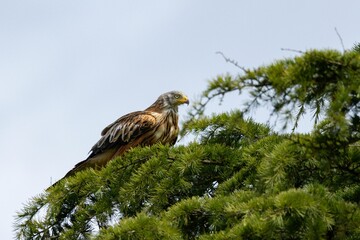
[96,213,181,240]
[190,49,360,132]
[15,48,360,239]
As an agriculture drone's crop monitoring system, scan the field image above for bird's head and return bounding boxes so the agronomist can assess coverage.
[147,91,189,112]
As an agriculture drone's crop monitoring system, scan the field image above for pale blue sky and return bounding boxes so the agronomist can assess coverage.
[1,1,359,238]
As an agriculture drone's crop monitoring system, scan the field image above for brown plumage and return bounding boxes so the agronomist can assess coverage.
[54,91,189,185]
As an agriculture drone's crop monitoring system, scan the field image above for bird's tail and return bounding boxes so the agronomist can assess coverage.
[47,150,116,190]
[47,159,85,188]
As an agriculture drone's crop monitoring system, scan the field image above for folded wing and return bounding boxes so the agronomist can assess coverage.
[64,111,157,178]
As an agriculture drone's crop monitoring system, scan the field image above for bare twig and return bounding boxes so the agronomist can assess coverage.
[216,51,248,73]
[201,159,225,165]
[349,144,360,147]
[335,27,345,53]
[280,48,304,54]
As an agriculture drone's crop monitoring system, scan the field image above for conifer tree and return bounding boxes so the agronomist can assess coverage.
[15,45,360,239]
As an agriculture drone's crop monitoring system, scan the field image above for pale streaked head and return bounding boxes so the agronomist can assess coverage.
[160,91,189,108]
[146,91,189,112]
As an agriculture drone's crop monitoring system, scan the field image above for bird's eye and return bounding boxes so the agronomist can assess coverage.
[174,94,181,99]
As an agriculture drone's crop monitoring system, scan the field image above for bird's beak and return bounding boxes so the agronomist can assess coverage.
[179,96,190,105]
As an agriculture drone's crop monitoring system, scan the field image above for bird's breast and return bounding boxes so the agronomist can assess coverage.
[150,111,179,144]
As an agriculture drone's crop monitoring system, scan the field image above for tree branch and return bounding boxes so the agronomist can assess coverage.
[215,51,248,73]
[335,27,345,53]
[280,48,304,54]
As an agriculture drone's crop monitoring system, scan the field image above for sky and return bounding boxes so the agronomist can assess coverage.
[1,1,359,238]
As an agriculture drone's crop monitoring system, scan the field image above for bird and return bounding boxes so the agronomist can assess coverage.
[53,91,189,186]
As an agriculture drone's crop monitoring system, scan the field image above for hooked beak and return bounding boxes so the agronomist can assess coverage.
[179,95,190,105]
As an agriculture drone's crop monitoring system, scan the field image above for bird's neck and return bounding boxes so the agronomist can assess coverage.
[145,99,178,113]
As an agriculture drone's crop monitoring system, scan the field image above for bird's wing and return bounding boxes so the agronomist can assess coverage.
[89,111,157,157]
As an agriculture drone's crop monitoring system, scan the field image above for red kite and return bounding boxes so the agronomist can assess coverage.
[55,91,189,184]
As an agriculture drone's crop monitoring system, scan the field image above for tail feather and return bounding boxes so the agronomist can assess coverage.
[64,159,91,178]
[47,149,117,189]
[47,159,88,189]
